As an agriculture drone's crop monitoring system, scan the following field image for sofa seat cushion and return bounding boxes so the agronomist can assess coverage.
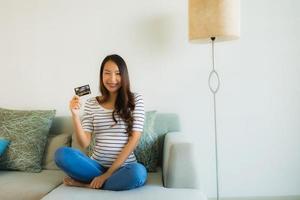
[42,168,207,200]
[0,170,65,200]
[43,186,207,200]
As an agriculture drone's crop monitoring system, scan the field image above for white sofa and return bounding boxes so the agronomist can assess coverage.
[0,113,207,200]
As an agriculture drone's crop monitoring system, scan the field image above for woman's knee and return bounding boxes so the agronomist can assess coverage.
[54,146,74,166]
[126,163,147,186]
[103,163,147,191]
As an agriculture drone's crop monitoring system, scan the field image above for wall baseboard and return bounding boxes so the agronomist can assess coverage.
[209,196,300,200]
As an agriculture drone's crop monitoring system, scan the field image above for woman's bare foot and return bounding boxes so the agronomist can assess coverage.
[63,176,91,188]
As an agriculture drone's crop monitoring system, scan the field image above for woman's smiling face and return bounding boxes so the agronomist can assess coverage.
[102,60,122,94]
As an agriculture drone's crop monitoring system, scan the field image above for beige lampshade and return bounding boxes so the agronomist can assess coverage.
[189,0,240,43]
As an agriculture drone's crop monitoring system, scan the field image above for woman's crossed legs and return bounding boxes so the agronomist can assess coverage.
[54,146,147,191]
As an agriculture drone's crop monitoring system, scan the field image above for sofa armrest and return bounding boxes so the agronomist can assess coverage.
[162,132,199,189]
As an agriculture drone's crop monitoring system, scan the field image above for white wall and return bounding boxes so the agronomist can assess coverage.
[0,0,299,198]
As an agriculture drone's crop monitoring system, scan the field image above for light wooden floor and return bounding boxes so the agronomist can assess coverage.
[209,196,300,200]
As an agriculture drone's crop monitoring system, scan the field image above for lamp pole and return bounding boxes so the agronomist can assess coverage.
[208,37,220,200]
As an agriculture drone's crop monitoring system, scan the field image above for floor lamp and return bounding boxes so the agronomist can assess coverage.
[188,0,240,199]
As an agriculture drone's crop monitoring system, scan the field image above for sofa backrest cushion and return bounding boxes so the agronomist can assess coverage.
[42,132,71,170]
[154,113,180,166]
[43,117,73,170]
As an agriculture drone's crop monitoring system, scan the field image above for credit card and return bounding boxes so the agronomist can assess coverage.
[74,84,91,96]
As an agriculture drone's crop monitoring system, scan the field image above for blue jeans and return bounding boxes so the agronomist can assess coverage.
[54,147,147,191]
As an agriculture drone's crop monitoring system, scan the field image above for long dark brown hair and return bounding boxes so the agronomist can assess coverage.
[96,54,135,136]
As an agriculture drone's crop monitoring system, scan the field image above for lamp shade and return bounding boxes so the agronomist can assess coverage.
[189,0,240,43]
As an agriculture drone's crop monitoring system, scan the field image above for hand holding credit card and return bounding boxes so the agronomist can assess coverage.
[74,84,91,97]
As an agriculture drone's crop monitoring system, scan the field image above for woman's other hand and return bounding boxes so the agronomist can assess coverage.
[89,173,110,189]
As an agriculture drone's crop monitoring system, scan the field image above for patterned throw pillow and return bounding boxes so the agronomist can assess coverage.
[0,138,10,156]
[134,111,158,172]
[0,108,55,172]
[86,133,96,157]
